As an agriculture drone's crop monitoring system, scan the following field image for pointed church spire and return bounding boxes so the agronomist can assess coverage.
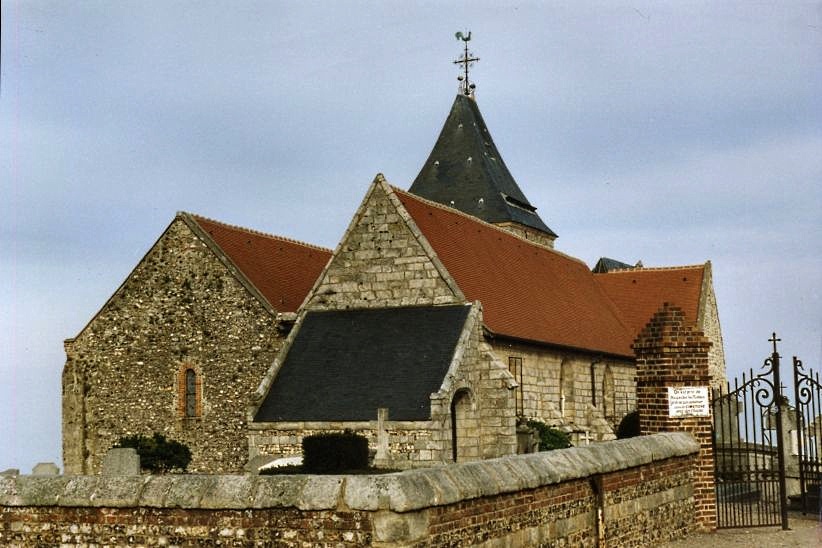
[409,35,557,247]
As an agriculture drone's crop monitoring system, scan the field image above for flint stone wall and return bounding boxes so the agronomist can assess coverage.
[2,433,699,547]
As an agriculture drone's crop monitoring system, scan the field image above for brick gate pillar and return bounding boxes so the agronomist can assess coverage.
[633,303,717,531]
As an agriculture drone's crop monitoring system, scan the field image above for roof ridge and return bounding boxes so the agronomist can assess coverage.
[392,187,586,267]
[184,212,332,253]
[596,264,706,275]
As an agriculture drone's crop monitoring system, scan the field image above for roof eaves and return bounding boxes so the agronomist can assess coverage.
[485,328,635,361]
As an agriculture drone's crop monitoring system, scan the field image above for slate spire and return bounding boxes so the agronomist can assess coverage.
[409,93,557,245]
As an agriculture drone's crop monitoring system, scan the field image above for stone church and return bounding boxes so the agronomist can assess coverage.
[62,81,725,473]
[62,213,331,474]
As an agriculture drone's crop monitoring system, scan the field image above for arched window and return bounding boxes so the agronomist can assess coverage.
[177,364,201,419]
[602,365,615,420]
[560,359,575,420]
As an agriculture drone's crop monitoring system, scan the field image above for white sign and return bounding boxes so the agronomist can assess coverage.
[668,386,710,418]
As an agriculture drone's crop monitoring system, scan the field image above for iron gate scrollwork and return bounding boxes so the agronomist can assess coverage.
[793,357,822,514]
[711,335,789,529]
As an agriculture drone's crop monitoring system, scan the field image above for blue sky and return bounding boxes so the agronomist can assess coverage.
[2,1,820,471]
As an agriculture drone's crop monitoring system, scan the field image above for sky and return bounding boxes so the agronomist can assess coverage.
[1,1,820,472]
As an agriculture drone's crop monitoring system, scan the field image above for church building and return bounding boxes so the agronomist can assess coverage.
[62,41,726,473]
[247,81,725,467]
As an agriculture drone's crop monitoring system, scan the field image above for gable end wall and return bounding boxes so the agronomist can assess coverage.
[62,218,283,474]
[305,179,462,310]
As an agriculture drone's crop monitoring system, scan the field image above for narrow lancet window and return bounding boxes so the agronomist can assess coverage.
[185,369,197,418]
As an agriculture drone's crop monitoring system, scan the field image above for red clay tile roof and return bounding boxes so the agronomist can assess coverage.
[395,189,635,357]
[594,265,705,336]
[191,215,331,313]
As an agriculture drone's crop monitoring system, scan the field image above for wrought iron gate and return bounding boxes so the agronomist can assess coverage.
[793,357,822,513]
[711,335,789,529]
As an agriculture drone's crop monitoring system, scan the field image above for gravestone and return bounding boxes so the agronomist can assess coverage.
[102,447,140,475]
[32,462,59,476]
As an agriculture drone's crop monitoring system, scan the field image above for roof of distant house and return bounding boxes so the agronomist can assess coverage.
[409,94,556,239]
[253,305,472,422]
[395,188,634,357]
[593,265,706,336]
[191,214,332,313]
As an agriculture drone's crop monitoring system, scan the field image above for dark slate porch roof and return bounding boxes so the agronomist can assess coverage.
[253,304,472,422]
[409,94,556,238]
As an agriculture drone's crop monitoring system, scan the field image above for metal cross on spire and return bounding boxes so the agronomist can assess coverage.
[454,31,479,96]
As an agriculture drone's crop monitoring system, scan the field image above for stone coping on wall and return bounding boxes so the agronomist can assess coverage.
[1,432,697,514]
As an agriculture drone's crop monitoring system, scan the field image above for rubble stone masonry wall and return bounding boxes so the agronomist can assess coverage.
[249,304,518,468]
[492,221,556,249]
[489,340,636,430]
[2,433,699,547]
[63,219,283,475]
[699,268,727,390]
[304,180,462,311]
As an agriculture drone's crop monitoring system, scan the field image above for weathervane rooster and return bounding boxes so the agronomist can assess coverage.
[454,31,479,96]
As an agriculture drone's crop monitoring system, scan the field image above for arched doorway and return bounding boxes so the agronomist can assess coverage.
[450,388,474,462]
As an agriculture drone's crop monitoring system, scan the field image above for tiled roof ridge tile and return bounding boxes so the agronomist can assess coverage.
[184,212,332,253]
[392,186,584,267]
[596,264,706,275]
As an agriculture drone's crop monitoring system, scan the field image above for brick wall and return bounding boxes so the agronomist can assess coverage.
[2,433,700,547]
[63,218,283,475]
[634,304,717,530]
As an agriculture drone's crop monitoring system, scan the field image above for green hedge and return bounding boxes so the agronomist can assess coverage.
[526,420,572,451]
[302,431,369,473]
[114,433,191,473]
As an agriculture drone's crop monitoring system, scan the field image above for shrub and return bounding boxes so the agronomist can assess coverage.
[616,410,641,439]
[526,420,572,451]
[302,431,368,473]
[114,432,192,473]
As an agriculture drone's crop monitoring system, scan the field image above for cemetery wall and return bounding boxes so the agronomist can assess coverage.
[2,433,699,547]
